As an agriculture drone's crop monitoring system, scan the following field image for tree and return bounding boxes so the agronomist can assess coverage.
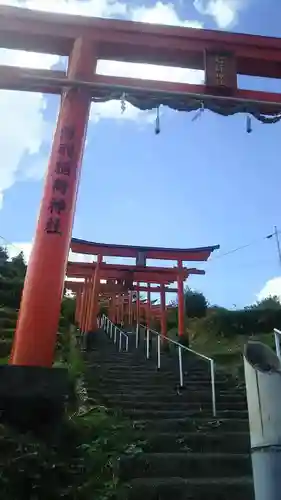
[10,251,26,278]
[251,296,281,311]
[184,287,208,318]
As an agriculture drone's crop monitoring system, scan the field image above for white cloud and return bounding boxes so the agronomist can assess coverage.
[194,0,245,28]
[7,241,96,264]
[0,0,203,205]
[258,277,281,302]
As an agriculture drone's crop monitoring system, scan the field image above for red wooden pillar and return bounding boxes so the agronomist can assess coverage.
[116,295,120,324]
[146,283,151,328]
[87,254,102,331]
[75,287,82,324]
[78,282,86,330]
[120,295,125,325]
[177,260,185,338]
[160,284,167,337]
[128,291,132,326]
[11,37,96,367]
[136,286,140,326]
[82,277,92,333]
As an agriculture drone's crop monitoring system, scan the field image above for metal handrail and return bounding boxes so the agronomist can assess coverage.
[273,328,281,360]
[102,315,129,352]
[139,323,216,417]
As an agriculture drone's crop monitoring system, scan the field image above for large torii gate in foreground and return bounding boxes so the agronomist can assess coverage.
[4,5,280,368]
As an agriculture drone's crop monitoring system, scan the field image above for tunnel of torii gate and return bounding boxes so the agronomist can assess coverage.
[4,6,280,368]
[65,280,178,334]
[65,238,219,341]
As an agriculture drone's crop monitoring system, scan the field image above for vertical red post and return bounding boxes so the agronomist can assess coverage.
[136,285,140,326]
[11,37,96,367]
[79,281,86,330]
[121,295,124,326]
[128,291,132,326]
[147,283,151,328]
[160,284,167,337]
[82,277,92,333]
[75,287,82,324]
[177,260,185,338]
[116,295,120,324]
[87,254,102,331]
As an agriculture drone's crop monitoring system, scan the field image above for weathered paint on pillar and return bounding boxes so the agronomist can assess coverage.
[11,37,96,367]
[160,284,167,338]
[177,260,185,337]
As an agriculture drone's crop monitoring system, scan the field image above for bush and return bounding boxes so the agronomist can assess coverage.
[0,340,12,358]
[189,306,281,340]
[184,288,208,318]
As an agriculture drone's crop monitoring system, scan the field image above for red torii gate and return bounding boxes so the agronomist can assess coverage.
[6,6,279,367]
[66,254,208,339]
[65,280,176,333]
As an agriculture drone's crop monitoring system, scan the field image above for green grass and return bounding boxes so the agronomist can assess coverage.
[167,320,278,378]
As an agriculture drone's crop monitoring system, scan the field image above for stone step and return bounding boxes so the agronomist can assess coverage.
[122,477,254,500]
[97,365,216,374]
[123,409,248,420]
[95,380,232,390]
[139,431,250,454]
[103,399,247,411]
[133,418,249,433]
[119,452,251,480]
[97,373,230,384]
[98,392,246,404]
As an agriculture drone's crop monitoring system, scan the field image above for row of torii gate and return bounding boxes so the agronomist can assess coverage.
[66,238,219,338]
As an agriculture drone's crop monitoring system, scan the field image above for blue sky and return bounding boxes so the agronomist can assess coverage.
[1,0,281,309]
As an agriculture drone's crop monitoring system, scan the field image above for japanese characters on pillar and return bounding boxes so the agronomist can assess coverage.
[45,126,75,236]
[205,50,237,94]
[11,37,95,367]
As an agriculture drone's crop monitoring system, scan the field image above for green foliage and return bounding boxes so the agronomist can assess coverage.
[250,295,281,311]
[184,287,208,318]
[61,297,76,328]
[187,305,281,341]
[0,339,140,500]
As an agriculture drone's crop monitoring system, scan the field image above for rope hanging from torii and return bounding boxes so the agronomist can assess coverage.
[93,88,281,125]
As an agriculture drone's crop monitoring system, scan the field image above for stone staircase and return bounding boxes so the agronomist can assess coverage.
[86,330,254,500]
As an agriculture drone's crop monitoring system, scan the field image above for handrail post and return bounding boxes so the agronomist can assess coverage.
[274,330,281,360]
[119,331,122,352]
[178,346,183,387]
[114,326,117,344]
[146,328,150,359]
[157,335,161,370]
[126,336,129,352]
[210,360,217,417]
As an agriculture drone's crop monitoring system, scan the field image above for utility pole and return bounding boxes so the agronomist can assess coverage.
[267,227,281,268]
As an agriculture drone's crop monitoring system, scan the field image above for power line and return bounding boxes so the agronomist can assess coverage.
[0,235,24,255]
[207,230,277,264]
